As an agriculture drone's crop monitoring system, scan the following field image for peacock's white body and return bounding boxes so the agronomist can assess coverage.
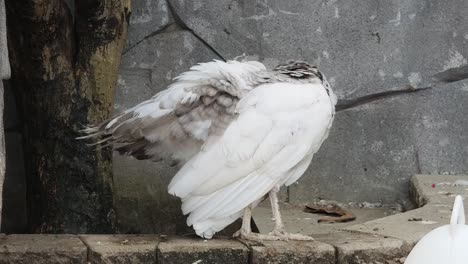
[81,59,336,240]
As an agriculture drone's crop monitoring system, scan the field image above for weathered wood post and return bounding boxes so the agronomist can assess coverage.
[0,0,11,230]
[5,0,130,233]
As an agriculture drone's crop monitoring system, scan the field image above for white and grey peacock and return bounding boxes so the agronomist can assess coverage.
[79,58,337,241]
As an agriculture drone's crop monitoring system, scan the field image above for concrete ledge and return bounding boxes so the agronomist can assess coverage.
[316,231,409,264]
[0,234,86,264]
[342,174,468,246]
[1,174,466,263]
[250,240,335,264]
[80,235,159,264]
[157,236,249,264]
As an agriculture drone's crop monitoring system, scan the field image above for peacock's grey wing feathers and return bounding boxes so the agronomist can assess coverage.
[78,60,267,163]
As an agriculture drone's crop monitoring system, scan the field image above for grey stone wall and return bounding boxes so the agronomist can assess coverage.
[113,0,468,233]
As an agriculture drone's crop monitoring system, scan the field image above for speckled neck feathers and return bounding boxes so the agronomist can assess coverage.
[273,61,323,80]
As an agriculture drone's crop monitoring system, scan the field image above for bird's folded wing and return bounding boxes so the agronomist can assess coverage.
[78,60,266,162]
[168,81,330,197]
[168,107,314,195]
[169,82,333,224]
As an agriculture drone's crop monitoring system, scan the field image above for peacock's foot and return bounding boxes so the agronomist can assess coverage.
[268,228,314,241]
[233,229,281,242]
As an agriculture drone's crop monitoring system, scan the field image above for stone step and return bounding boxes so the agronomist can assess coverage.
[0,174,466,264]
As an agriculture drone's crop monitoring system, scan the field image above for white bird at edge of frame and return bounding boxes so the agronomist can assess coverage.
[405,195,468,264]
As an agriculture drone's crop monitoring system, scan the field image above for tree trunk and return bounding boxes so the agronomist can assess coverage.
[6,0,130,233]
[0,0,10,230]
[0,82,5,230]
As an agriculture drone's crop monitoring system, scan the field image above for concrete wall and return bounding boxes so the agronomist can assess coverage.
[113,0,468,233]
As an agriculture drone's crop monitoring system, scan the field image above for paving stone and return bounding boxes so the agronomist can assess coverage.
[0,234,86,264]
[316,231,409,264]
[410,174,468,206]
[1,175,467,263]
[80,235,159,264]
[251,240,335,264]
[343,174,468,245]
[157,236,249,264]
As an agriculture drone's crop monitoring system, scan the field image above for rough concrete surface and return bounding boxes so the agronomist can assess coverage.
[253,200,396,236]
[343,174,468,245]
[410,174,468,206]
[157,236,249,264]
[251,240,335,264]
[316,232,409,264]
[1,176,467,263]
[169,0,468,97]
[80,235,159,264]
[126,0,173,49]
[111,0,468,233]
[0,234,86,264]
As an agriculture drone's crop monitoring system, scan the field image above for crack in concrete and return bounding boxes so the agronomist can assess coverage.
[433,64,468,84]
[123,3,468,112]
[336,64,468,111]
[123,23,180,55]
[166,0,226,61]
[414,148,422,174]
[336,86,431,112]
[77,235,91,261]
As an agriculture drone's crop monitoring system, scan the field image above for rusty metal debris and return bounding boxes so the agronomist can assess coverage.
[303,204,356,223]
[407,217,423,222]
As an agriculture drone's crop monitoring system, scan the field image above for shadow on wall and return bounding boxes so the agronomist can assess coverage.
[1,80,27,233]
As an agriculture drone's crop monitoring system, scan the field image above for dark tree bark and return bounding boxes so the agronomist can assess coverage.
[5,0,130,233]
[0,0,10,230]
